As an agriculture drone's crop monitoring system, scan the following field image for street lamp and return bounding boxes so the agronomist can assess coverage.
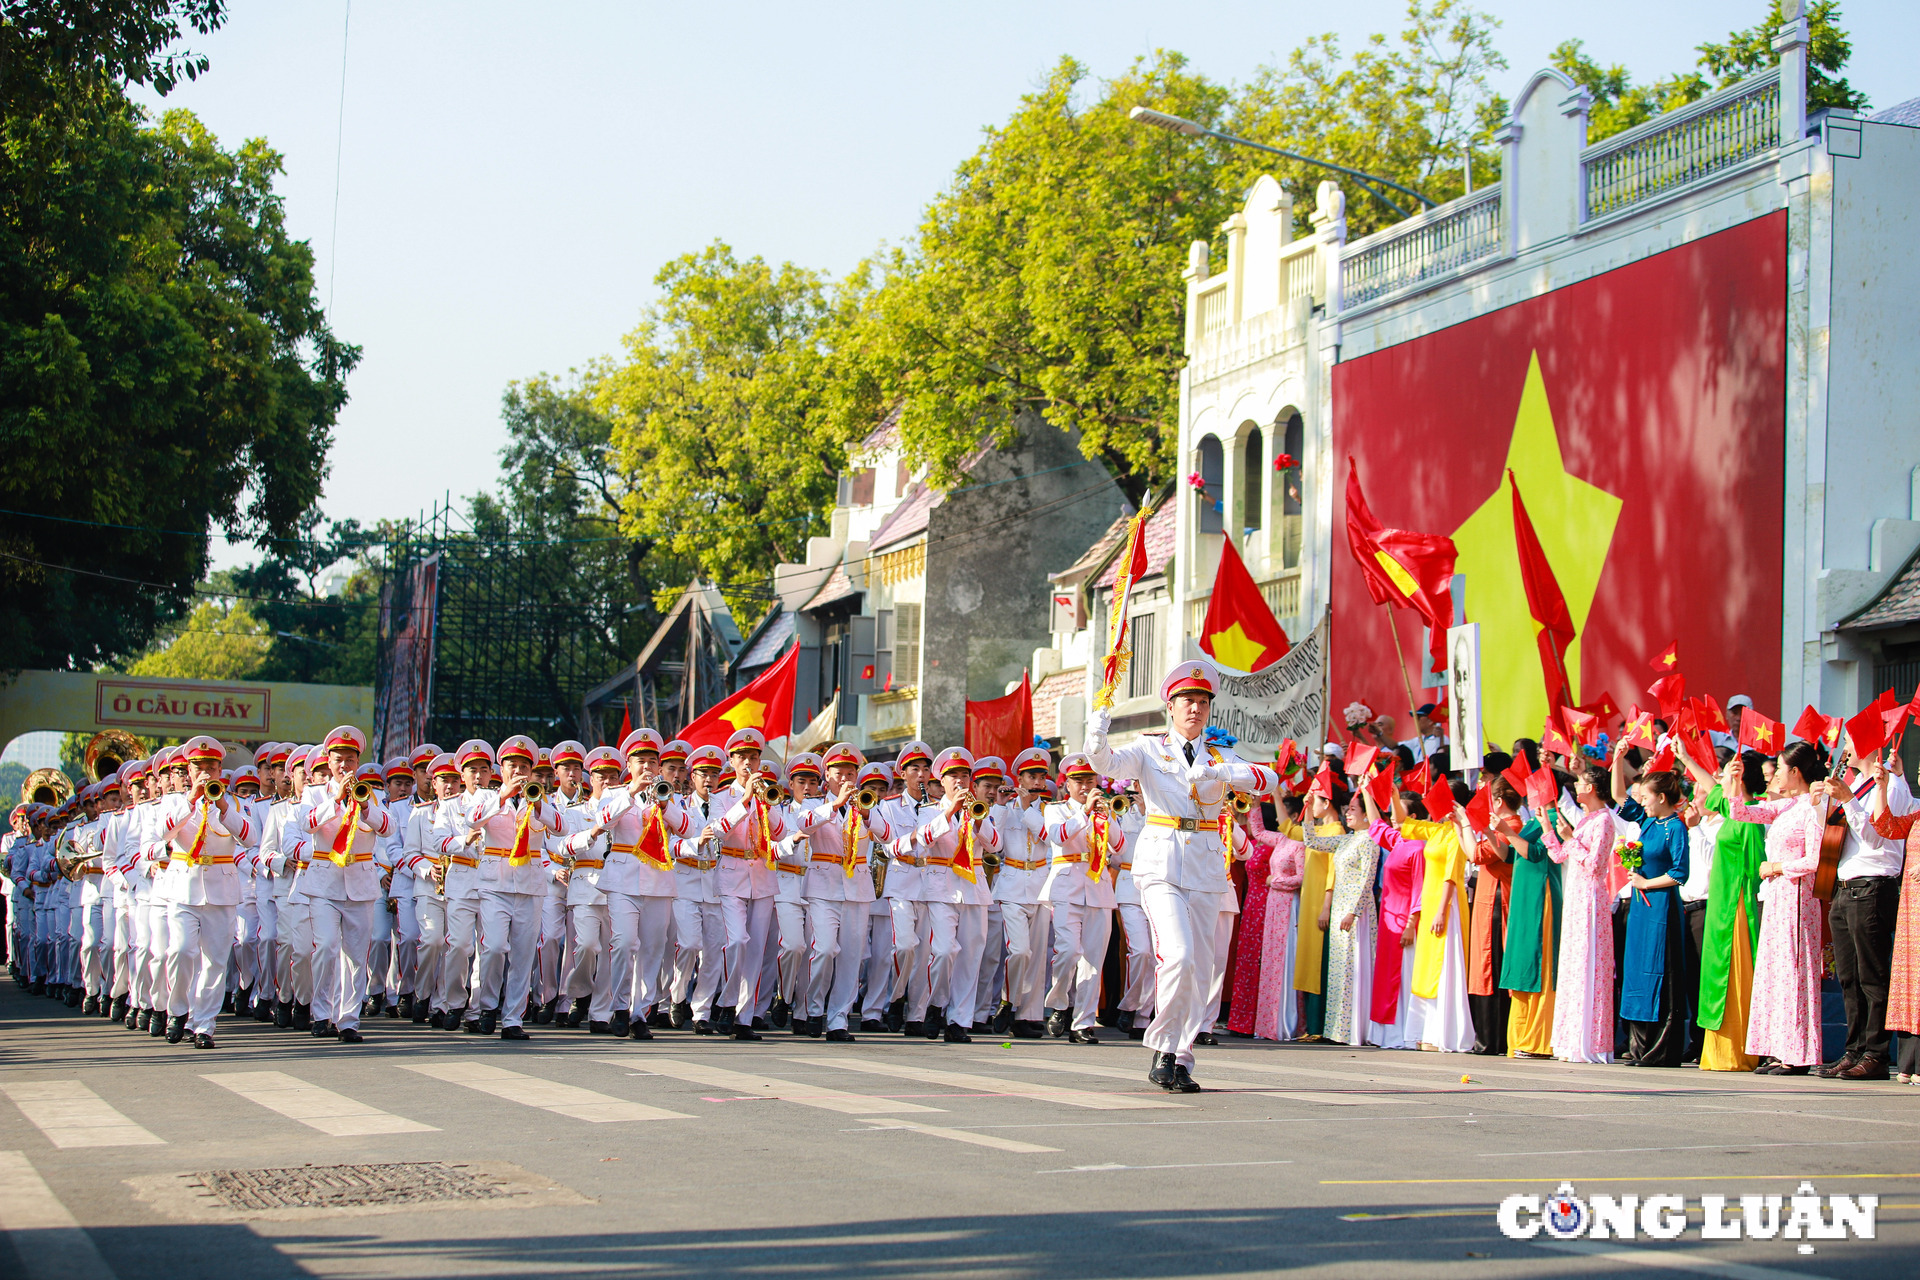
[1128,106,1434,222]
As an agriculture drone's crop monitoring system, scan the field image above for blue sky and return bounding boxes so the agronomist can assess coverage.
[133,2,1919,567]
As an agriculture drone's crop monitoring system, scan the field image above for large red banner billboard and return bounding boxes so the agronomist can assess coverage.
[1331,212,1786,748]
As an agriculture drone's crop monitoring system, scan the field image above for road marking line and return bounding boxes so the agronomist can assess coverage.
[795,1056,1188,1110]
[856,1119,1061,1153]
[1323,1172,1920,1185]
[202,1072,437,1137]
[0,1082,164,1148]
[604,1058,943,1115]
[0,1150,116,1280]
[1037,1159,1294,1174]
[1536,1239,1827,1279]
[1201,1059,1470,1092]
[1477,1138,1920,1158]
[1690,1104,1920,1130]
[970,1056,1420,1104]
[402,1061,693,1122]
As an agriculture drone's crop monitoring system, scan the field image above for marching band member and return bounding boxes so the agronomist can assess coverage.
[407,752,461,1024]
[580,738,691,1037]
[269,746,320,1030]
[867,741,936,1033]
[970,757,1012,1033]
[1086,658,1276,1092]
[704,728,789,1039]
[531,745,570,1023]
[855,762,898,1033]
[225,764,265,1015]
[554,746,618,1031]
[791,743,872,1041]
[668,744,728,1033]
[247,744,288,1022]
[300,733,396,1043]
[110,760,153,1027]
[138,747,186,1035]
[1040,753,1126,1044]
[384,749,433,1019]
[769,753,820,1031]
[154,735,254,1048]
[430,743,493,1030]
[910,747,1002,1044]
[991,747,1055,1038]
[76,776,121,1015]
[1112,780,1153,1036]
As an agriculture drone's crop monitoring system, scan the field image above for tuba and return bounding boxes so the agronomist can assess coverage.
[84,730,146,782]
[22,767,72,807]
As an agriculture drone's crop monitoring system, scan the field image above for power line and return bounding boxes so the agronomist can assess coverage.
[326,0,351,315]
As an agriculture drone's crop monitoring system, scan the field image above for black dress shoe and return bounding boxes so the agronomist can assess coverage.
[628,1022,654,1041]
[670,1000,692,1029]
[235,991,252,1017]
[1194,1031,1219,1047]
[444,1006,465,1030]
[479,1009,498,1035]
[885,996,907,1033]
[567,997,590,1028]
[429,1008,447,1029]
[1170,1064,1202,1093]
[770,998,791,1029]
[717,1005,737,1032]
[751,1016,770,1031]
[732,1025,763,1041]
[610,1010,631,1038]
[366,992,386,1018]
[462,1018,482,1034]
[1815,1052,1861,1079]
[903,1021,924,1038]
[924,1008,946,1039]
[1045,1008,1068,1038]
[1011,1020,1043,1039]
[1067,1028,1101,1045]
[396,993,414,1020]
[193,1032,216,1048]
[149,1012,168,1038]
[137,1007,153,1031]
[338,1028,363,1044]
[255,999,276,1023]
[693,1019,714,1035]
[501,1025,532,1040]
[534,999,556,1026]
[648,1007,670,1028]
[221,992,235,1015]
[111,995,129,1022]
[383,1000,400,1019]
[275,1000,293,1028]
[809,1016,825,1038]
[165,1014,187,1044]
[944,1024,972,1044]
[125,1007,141,1030]
[83,995,99,1015]
[588,1021,612,1034]
[311,1019,337,1038]
[860,1019,884,1033]
[411,1001,429,1024]
[1116,1009,1135,1033]
[1148,1051,1176,1089]
[789,1013,810,1035]
[293,1002,313,1031]
[825,1027,856,1042]
[991,1001,1015,1035]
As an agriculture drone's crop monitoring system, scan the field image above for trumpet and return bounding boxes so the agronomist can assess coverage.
[854,786,880,811]
[650,778,674,803]
[1108,794,1133,817]
[202,779,227,803]
[966,798,990,822]
[520,780,546,805]
[1230,792,1253,815]
[349,779,377,803]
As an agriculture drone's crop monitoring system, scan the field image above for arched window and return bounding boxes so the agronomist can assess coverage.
[1195,436,1223,535]
[1278,410,1304,570]
[1240,427,1263,536]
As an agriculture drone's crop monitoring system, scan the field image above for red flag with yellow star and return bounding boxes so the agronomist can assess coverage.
[680,642,799,752]
[1648,640,1679,673]
[1199,537,1290,673]
[1791,704,1831,747]
[1509,470,1575,711]
[1738,710,1786,756]
[1344,457,1457,673]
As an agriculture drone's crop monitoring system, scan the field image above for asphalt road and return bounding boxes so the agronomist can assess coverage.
[0,984,1913,1280]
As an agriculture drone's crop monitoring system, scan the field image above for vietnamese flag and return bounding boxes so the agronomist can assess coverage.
[1524,764,1558,814]
[1199,537,1291,673]
[1344,743,1380,778]
[1738,710,1787,756]
[1791,704,1831,746]
[1646,742,1677,773]
[1648,673,1687,721]
[1845,704,1888,757]
[1509,469,1576,711]
[680,642,799,752]
[966,671,1033,762]
[617,699,632,746]
[1344,457,1457,672]
[1622,708,1657,750]
[1577,690,1620,727]
[1364,766,1397,811]
[1648,640,1680,673]
[1540,717,1576,759]
[1462,783,1491,832]
[1562,706,1599,747]
[1693,695,1730,735]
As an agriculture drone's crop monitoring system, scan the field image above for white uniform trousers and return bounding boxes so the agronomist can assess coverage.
[669,898,725,1019]
[1116,902,1155,1016]
[1139,882,1226,1068]
[273,898,314,1006]
[998,901,1051,1022]
[719,893,774,1018]
[78,899,108,998]
[564,900,615,1021]
[974,903,1005,1024]
[435,897,481,1014]
[366,918,391,1000]
[255,896,282,996]
[859,908,894,1020]
[774,900,810,1007]
[1203,906,1235,1031]
[140,898,169,1008]
[164,901,236,1034]
[1045,901,1112,1030]
[412,896,445,1011]
[536,891,568,1008]
[887,898,926,1016]
[392,894,420,996]
[623,894,676,1018]
[230,898,258,994]
[110,898,137,999]
[927,902,988,1028]
[309,897,378,1031]
[802,898,863,1026]
[475,889,541,1027]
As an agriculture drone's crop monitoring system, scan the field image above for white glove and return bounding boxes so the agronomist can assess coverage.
[1186,761,1216,787]
[1088,707,1112,738]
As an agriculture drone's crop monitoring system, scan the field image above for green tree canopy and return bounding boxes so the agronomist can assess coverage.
[127,597,269,680]
[0,0,354,671]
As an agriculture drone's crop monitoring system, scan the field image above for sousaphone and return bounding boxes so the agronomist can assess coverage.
[84,730,146,782]
[21,766,72,806]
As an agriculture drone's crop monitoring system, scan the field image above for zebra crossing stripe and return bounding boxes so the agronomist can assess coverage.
[795,1056,1189,1110]
[0,1081,164,1148]
[609,1058,945,1115]
[402,1060,694,1122]
[203,1071,438,1136]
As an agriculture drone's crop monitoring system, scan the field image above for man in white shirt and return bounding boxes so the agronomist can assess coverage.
[154,735,255,1047]
[667,744,728,1034]
[909,748,1002,1044]
[1086,659,1276,1092]
[1812,741,1912,1080]
[867,741,936,1034]
[790,743,873,1041]
[1039,752,1126,1045]
[991,747,1054,1039]
[701,728,792,1040]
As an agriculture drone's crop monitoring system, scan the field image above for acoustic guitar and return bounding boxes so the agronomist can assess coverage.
[1814,804,1848,903]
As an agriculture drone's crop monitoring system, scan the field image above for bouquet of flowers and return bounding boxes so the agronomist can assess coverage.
[1615,838,1648,905]
[1343,701,1376,731]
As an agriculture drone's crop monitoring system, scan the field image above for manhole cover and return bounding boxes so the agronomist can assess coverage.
[193,1162,511,1212]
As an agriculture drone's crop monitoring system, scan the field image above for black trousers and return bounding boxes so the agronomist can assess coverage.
[1626,889,1689,1068]
[1682,900,1708,1062]
[1829,876,1900,1060]
[1470,898,1508,1056]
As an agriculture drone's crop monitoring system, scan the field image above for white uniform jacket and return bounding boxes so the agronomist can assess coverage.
[1084,720,1275,895]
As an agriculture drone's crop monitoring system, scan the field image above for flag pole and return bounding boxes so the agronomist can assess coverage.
[1381,601,1422,722]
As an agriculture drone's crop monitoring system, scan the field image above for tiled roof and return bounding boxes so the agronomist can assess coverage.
[735,607,795,670]
[1030,668,1085,740]
[802,564,858,611]
[867,480,937,553]
[1844,544,1920,629]
[1094,500,1177,590]
[859,405,902,454]
[1872,96,1920,127]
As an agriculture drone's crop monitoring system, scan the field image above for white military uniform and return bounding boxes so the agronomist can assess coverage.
[866,790,935,1021]
[298,784,395,1033]
[404,796,449,1017]
[1112,800,1154,1023]
[441,787,562,1030]
[709,784,789,1023]
[563,784,690,1024]
[154,793,253,1035]
[1039,797,1126,1032]
[992,799,1053,1028]
[791,796,877,1032]
[911,799,1000,1032]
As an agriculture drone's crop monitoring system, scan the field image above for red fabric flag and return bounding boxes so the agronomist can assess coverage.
[1365,766,1397,811]
[1648,640,1680,673]
[1622,709,1658,750]
[1408,760,1433,794]
[1738,711,1787,756]
[617,699,632,747]
[966,671,1033,763]
[1882,700,1911,746]
[1525,764,1558,813]
[1198,537,1290,673]
[1677,721,1719,775]
[1791,704,1831,746]
[1344,743,1379,778]
[1540,718,1576,759]
[1308,763,1338,800]
[1693,694,1729,735]
[1561,706,1599,747]
[1462,783,1491,832]
[1344,457,1458,673]
[1421,777,1456,820]
[1846,704,1888,757]
[1509,469,1576,711]
[1501,758,1532,796]
[1576,691,1620,726]
[1648,673,1687,720]
[680,642,799,751]
[1094,506,1153,708]
[1646,743,1677,773]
